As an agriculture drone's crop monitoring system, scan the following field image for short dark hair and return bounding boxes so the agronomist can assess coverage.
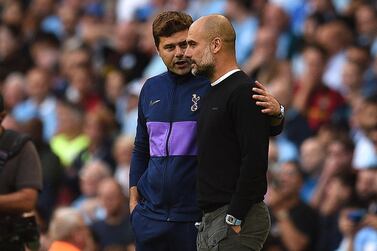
[152,11,193,47]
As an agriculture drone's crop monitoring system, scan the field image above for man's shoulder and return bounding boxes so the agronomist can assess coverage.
[145,71,170,84]
[222,71,254,94]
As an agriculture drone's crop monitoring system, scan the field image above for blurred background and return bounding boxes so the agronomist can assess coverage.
[0,0,376,250]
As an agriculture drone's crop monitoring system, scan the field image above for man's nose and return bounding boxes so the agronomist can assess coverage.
[184,47,192,58]
[175,46,185,57]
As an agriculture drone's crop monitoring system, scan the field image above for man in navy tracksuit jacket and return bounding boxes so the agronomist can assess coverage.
[129,11,284,251]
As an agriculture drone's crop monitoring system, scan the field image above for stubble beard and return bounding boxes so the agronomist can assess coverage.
[191,46,215,79]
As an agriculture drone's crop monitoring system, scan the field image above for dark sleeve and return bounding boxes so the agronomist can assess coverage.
[129,85,150,187]
[270,117,284,136]
[16,141,43,191]
[227,84,270,220]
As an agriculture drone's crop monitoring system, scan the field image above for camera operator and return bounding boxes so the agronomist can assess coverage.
[0,94,43,251]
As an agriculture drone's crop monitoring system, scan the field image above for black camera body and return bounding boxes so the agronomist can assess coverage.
[0,215,40,250]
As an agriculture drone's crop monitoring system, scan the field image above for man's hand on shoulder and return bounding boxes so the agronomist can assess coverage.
[252,81,284,126]
[252,81,280,115]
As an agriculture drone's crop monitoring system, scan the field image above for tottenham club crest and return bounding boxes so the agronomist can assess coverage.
[191,94,200,112]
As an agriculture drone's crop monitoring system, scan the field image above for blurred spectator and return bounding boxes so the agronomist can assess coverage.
[57,45,92,97]
[261,3,294,59]
[103,70,127,124]
[48,207,95,251]
[102,21,151,83]
[2,72,26,111]
[120,82,142,137]
[291,44,344,135]
[65,65,102,112]
[299,137,326,202]
[353,94,377,170]
[12,67,58,140]
[354,3,377,56]
[30,32,61,74]
[224,0,258,64]
[0,1,25,29]
[341,59,365,105]
[243,26,292,106]
[70,105,116,197]
[312,137,355,208]
[315,172,357,251]
[112,135,134,196]
[0,24,32,81]
[265,161,319,251]
[91,178,135,250]
[50,100,89,168]
[316,19,353,92]
[72,160,111,224]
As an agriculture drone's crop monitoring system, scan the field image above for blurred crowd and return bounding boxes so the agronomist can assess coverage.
[0,0,376,250]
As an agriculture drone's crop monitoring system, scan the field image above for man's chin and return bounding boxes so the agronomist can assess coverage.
[171,67,191,76]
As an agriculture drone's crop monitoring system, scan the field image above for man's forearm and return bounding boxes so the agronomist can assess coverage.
[0,188,38,213]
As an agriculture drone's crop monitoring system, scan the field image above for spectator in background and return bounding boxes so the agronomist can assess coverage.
[243,26,292,106]
[353,94,377,170]
[48,207,94,251]
[91,178,135,251]
[65,65,101,112]
[341,59,365,105]
[0,24,32,82]
[0,1,25,30]
[71,160,111,224]
[72,105,116,173]
[354,3,377,56]
[103,21,151,83]
[50,100,89,168]
[120,82,142,137]
[316,19,353,92]
[224,0,258,65]
[261,3,294,60]
[12,67,58,141]
[299,137,326,203]
[2,72,26,111]
[265,161,318,251]
[103,70,127,124]
[30,32,61,74]
[57,45,92,98]
[315,172,357,251]
[311,137,355,208]
[291,44,344,139]
[112,135,134,196]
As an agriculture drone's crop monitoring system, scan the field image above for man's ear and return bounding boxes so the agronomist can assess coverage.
[211,37,222,54]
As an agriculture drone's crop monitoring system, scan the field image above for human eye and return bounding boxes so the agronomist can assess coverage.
[164,45,175,51]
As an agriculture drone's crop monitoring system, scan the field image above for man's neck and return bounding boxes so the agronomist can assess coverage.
[211,64,239,83]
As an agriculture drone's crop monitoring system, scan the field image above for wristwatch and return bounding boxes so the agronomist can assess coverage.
[273,104,285,120]
[225,214,242,226]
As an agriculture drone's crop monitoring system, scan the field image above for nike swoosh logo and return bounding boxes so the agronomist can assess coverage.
[150,100,161,106]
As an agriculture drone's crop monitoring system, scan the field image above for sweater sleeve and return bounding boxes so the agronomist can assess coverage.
[129,86,150,188]
[227,84,270,220]
[270,118,284,136]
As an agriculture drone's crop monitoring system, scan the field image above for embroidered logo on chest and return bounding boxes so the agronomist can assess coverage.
[191,94,200,112]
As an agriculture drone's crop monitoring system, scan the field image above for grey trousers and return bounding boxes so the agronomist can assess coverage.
[196,202,271,251]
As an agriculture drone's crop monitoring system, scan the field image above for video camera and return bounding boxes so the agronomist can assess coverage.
[0,214,40,250]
